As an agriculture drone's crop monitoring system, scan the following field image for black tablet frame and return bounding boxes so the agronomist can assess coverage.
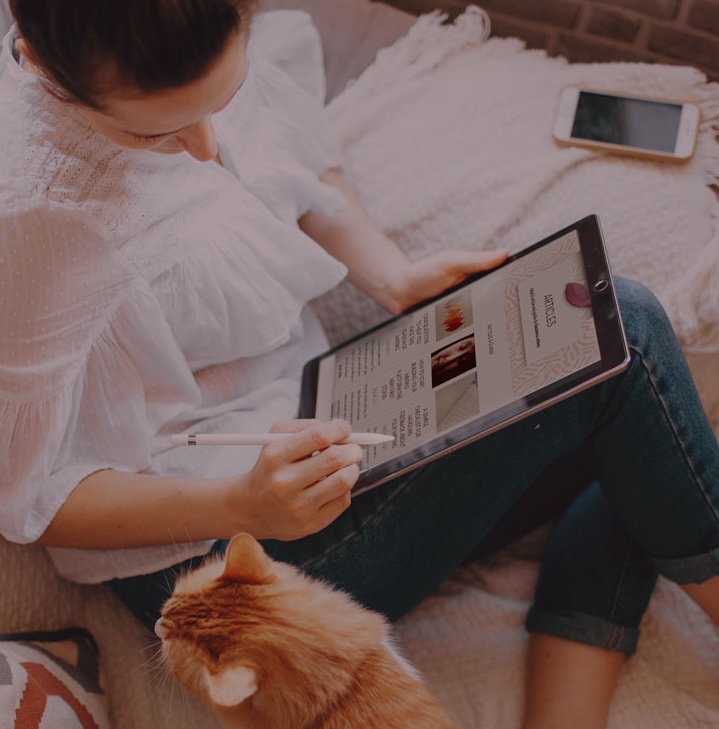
[299,215,629,496]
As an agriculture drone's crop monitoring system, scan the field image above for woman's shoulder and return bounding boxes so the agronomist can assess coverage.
[0,63,117,212]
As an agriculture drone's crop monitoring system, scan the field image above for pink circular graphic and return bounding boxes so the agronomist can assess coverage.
[565,282,591,308]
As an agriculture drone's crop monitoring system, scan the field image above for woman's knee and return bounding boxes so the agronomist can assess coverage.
[614,277,678,355]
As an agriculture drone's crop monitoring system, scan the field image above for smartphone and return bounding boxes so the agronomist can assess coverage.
[553,86,700,162]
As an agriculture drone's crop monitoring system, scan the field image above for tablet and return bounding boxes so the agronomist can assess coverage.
[299,215,630,496]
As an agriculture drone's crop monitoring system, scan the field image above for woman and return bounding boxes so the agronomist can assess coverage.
[1,2,718,727]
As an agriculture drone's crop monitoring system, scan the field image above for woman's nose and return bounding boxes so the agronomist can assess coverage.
[175,117,218,162]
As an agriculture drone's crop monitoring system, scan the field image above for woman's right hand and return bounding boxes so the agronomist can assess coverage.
[231,419,363,541]
[37,419,361,550]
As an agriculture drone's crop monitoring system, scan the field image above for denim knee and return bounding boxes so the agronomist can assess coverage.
[526,483,658,656]
[614,277,677,356]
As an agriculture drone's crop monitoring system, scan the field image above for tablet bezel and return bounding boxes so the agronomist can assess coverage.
[299,215,630,496]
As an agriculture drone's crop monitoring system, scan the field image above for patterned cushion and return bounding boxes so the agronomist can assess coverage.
[0,628,110,729]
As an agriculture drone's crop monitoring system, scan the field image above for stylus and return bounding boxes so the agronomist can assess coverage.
[170,432,395,446]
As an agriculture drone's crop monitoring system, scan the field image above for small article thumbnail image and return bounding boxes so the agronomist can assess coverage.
[430,333,477,388]
[435,372,480,432]
[435,291,474,341]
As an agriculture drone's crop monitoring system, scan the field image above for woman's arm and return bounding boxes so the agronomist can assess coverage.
[299,170,508,314]
[36,420,362,549]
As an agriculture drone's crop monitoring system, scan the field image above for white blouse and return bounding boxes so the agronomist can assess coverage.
[0,11,348,582]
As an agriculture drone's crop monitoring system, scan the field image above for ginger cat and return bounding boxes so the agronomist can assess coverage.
[155,533,462,729]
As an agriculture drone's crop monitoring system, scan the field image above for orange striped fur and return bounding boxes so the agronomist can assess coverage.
[156,533,461,729]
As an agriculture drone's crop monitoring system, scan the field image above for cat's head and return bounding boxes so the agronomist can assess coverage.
[155,533,388,716]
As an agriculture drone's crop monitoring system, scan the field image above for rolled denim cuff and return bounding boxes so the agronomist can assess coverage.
[526,605,639,656]
[652,547,719,585]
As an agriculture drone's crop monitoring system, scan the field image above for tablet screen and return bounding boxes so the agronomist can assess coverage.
[301,216,628,494]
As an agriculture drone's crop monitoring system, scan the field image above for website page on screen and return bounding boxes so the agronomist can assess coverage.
[314,230,602,472]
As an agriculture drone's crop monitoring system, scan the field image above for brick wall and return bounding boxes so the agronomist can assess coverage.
[384,0,719,81]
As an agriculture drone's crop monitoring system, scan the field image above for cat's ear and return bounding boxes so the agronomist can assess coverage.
[204,664,258,706]
[222,533,273,585]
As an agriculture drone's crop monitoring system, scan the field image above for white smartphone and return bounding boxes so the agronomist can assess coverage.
[553,86,700,162]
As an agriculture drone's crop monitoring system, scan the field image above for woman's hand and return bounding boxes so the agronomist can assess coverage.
[37,420,361,549]
[382,248,508,314]
[232,419,363,542]
[300,170,507,315]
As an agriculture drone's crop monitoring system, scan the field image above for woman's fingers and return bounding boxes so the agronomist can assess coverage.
[433,248,509,276]
[247,419,362,538]
[269,418,323,434]
[266,419,356,463]
[313,462,361,505]
[300,444,364,486]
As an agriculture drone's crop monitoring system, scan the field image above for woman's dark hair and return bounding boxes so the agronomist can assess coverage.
[9,0,258,109]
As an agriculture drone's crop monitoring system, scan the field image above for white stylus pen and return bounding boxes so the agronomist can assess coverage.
[169,432,394,447]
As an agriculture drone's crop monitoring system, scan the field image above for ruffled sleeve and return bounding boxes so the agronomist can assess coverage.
[0,203,200,543]
[139,171,347,371]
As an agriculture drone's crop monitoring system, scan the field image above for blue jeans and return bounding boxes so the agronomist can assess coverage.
[111,278,719,655]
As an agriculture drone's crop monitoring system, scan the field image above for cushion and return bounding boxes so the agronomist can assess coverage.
[0,628,110,729]
[262,0,414,100]
[0,0,10,40]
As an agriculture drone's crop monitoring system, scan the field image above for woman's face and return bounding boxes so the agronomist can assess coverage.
[76,32,249,162]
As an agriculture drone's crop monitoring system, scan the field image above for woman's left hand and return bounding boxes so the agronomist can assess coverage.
[300,169,508,314]
[385,248,508,314]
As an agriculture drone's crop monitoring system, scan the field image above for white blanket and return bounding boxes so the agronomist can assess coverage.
[2,8,719,729]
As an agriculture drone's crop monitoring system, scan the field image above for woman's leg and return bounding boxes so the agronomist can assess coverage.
[264,279,719,624]
[521,276,719,727]
[574,279,719,590]
[523,635,625,729]
[524,482,658,729]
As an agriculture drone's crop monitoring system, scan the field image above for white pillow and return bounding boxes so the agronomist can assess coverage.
[0,0,12,40]
[261,0,414,100]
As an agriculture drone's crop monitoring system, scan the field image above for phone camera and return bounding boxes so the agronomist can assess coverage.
[593,279,609,293]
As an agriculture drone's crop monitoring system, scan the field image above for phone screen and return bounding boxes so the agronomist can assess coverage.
[572,91,682,152]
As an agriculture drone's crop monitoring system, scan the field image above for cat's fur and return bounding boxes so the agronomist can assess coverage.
[156,533,462,729]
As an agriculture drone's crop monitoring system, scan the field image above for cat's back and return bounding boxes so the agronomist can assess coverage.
[316,640,462,729]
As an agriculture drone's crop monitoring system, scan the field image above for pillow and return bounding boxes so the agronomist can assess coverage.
[0,628,111,729]
[261,0,415,101]
[0,0,11,41]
